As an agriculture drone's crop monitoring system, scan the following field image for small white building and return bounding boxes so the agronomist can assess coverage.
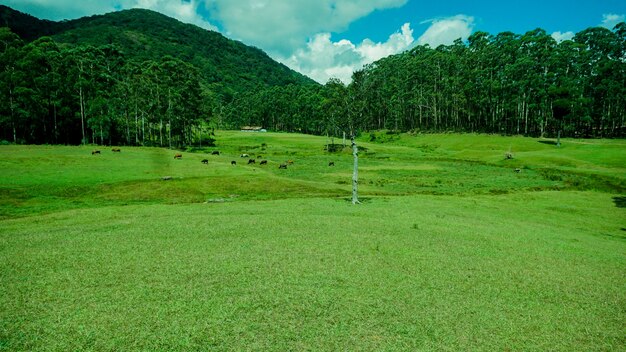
[240,126,267,132]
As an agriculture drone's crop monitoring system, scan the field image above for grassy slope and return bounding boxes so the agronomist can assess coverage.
[0,132,625,351]
[1,132,624,219]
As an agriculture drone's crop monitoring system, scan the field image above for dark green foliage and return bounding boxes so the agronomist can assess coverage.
[324,143,345,152]
[369,130,401,143]
[1,4,624,142]
[0,5,59,41]
[220,22,625,139]
[0,6,316,145]
[343,25,626,138]
[48,8,315,93]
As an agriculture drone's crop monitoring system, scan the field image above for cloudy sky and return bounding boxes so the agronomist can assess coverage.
[2,0,625,84]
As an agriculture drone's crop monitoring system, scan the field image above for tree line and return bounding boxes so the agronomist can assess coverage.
[229,23,626,139]
[1,23,625,146]
[0,28,209,146]
[349,24,626,138]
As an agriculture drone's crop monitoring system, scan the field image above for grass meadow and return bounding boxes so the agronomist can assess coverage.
[1,132,625,351]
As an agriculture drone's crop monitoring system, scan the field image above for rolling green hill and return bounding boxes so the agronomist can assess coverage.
[0,132,625,350]
[0,5,323,145]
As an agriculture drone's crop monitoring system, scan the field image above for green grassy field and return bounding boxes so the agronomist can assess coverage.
[1,132,625,351]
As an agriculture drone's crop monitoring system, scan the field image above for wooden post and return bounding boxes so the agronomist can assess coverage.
[351,135,360,204]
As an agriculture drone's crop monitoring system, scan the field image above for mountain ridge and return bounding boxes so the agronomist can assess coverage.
[0,5,317,98]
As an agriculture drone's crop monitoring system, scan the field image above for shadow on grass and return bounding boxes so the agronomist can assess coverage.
[538,140,558,145]
[612,196,626,208]
[538,169,626,193]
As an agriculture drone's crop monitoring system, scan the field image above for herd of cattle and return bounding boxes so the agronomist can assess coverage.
[92,148,335,169]
[174,151,330,169]
[92,148,120,154]
[192,152,297,169]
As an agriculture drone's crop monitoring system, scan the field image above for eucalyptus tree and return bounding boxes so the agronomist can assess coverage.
[159,56,203,147]
[0,28,23,143]
[322,78,348,145]
[65,45,101,144]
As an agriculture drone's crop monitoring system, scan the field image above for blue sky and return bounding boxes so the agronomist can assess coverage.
[2,1,625,83]
[341,0,626,44]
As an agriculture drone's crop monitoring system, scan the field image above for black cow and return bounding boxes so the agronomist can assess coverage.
[248,159,256,164]
[231,160,237,166]
[260,160,268,165]
[328,161,335,166]
[201,159,209,164]
[212,151,220,155]
[279,163,287,169]
[240,153,249,158]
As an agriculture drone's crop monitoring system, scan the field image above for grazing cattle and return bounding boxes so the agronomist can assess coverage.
[212,150,220,155]
[111,148,121,152]
[257,155,262,159]
[201,159,209,164]
[328,161,335,166]
[260,160,268,165]
[287,160,294,165]
[240,153,249,158]
[279,163,287,169]
[248,159,256,164]
[174,153,182,159]
[514,168,521,173]
[92,150,100,155]
[231,160,237,166]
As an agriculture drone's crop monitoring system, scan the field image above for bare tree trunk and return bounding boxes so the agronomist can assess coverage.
[134,93,139,145]
[79,85,86,145]
[53,103,58,144]
[351,136,360,205]
[125,110,130,145]
[9,86,16,143]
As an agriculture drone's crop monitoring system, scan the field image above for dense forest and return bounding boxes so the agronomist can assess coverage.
[1,28,210,146]
[351,26,626,137]
[0,5,624,146]
[0,6,315,145]
[230,25,626,139]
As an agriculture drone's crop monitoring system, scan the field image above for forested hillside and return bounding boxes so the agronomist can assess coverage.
[0,6,317,145]
[226,25,626,138]
[347,27,626,137]
[0,5,624,146]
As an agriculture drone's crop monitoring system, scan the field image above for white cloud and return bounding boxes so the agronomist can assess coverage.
[280,23,414,84]
[3,1,480,85]
[2,0,218,30]
[202,0,407,56]
[600,13,625,29]
[131,0,218,31]
[417,15,475,47]
[1,0,120,20]
[551,31,574,42]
